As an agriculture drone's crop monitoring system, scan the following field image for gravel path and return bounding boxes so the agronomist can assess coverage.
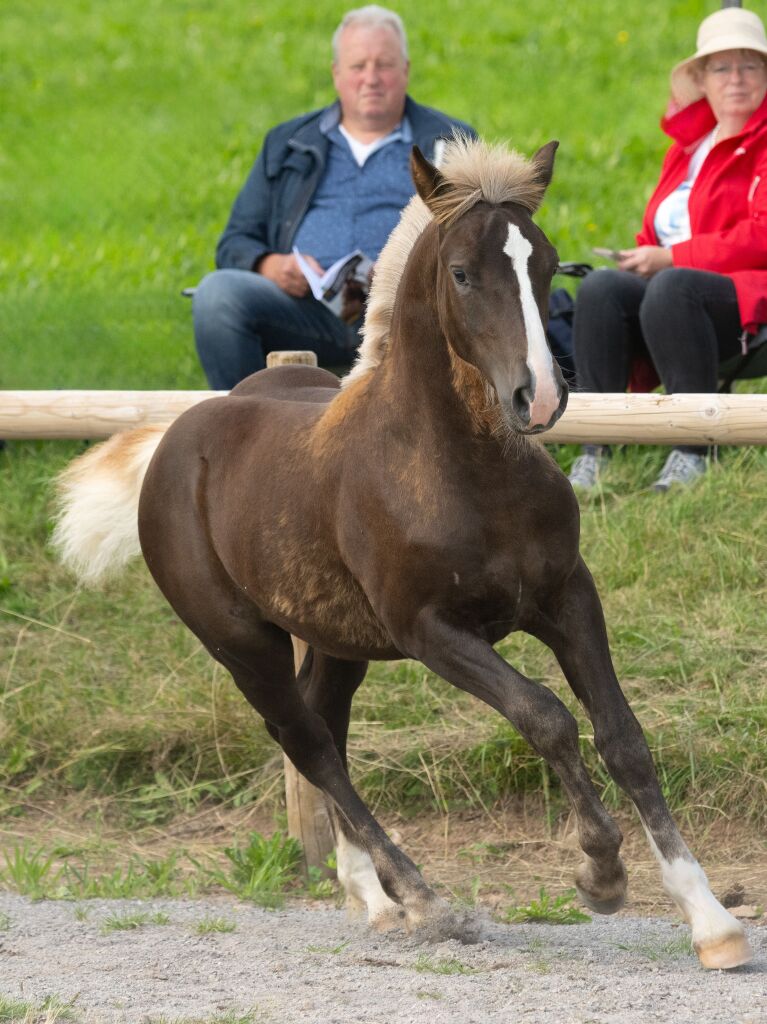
[0,892,764,1023]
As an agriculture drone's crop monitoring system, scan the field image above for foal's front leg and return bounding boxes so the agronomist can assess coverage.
[534,557,752,970]
[405,611,629,915]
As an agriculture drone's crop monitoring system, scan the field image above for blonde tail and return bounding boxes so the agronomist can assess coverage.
[51,424,168,584]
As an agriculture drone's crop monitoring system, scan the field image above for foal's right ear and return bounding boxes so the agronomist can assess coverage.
[411,145,450,210]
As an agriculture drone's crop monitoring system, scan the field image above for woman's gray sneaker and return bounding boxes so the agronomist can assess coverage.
[652,450,707,492]
[568,453,606,491]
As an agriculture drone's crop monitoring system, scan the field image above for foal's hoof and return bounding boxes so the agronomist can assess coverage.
[576,888,626,916]
[696,930,753,970]
[575,858,628,915]
[407,900,485,944]
[370,904,407,933]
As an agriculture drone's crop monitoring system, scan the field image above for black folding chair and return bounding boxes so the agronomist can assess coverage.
[718,325,767,392]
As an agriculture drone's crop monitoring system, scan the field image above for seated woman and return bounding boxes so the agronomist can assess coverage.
[570,6,767,492]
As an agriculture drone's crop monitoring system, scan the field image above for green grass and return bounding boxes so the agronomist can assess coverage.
[0,995,78,1023]
[194,916,237,935]
[0,0,721,391]
[204,830,303,907]
[614,935,694,961]
[57,852,191,899]
[306,940,350,955]
[503,887,591,925]
[412,953,479,976]
[1,0,766,867]
[0,831,322,905]
[100,909,170,933]
[0,842,63,900]
[0,843,198,900]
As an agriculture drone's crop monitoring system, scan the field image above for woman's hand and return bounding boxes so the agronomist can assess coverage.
[617,246,673,277]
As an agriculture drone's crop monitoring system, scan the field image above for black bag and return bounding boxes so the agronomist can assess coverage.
[546,287,576,383]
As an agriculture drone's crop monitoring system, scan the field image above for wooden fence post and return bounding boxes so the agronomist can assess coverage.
[283,637,336,878]
[266,350,336,878]
[265,351,321,369]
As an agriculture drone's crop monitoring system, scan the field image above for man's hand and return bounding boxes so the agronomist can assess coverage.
[617,246,673,278]
[257,252,324,297]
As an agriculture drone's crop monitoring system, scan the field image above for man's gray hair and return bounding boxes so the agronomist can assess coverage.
[332,6,408,62]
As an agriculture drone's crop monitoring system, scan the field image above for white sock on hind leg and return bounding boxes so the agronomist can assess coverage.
[336,832,400,925]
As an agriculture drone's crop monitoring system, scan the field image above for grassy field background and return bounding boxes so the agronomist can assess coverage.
[1,1,766,895]
[2,0,716,388]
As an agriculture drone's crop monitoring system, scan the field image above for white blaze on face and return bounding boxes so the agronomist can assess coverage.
[503,223,560,428]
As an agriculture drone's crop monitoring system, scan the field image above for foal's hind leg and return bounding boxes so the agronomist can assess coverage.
[533,558,752,969]
[204,627,469,937]
[236,655,468,936]
[144,521,457,937]
[293,648,404,930]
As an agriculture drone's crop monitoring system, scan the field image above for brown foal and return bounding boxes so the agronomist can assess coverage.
[54,137,751,969]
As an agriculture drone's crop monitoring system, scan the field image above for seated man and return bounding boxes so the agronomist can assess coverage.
[194,5,474,389]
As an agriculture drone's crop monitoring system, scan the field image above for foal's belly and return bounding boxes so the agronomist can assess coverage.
[251,539,549,664]
[257,556,403,661]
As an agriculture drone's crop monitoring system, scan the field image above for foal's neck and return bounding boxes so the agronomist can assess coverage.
[383,229,508,444]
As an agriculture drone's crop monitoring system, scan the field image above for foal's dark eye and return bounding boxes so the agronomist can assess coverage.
[451,268,467,285]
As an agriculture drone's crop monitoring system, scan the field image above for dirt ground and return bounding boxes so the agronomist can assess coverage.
[385,804,767,916]
[2,801,765,1023]
[2,798,765,918]
[0,892,764,1024]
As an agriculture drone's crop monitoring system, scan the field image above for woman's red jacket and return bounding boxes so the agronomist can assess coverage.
[638,91,767,333]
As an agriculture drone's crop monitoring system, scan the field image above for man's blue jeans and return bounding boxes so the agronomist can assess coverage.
[193,269,361,390]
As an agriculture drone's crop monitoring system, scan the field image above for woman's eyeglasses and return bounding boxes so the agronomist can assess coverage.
[704,61,766,79]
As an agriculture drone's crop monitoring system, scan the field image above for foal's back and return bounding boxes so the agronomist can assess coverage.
[230,364,343,404]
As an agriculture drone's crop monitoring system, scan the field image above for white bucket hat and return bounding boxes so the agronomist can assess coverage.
[670,7,767,106]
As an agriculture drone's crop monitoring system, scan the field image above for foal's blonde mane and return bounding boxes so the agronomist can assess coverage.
[341,135,547,389]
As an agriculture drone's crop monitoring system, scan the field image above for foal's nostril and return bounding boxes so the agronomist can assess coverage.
[511,386,533,424]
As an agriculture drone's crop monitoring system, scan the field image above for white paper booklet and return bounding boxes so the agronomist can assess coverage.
[292,247,374,317]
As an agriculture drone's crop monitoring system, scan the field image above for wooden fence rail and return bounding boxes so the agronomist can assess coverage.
[2,389,767,444]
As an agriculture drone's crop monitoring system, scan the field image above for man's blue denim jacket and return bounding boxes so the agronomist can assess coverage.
[215,96,475,271]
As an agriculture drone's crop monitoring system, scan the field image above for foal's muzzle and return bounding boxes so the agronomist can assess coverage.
[508,379,569,434]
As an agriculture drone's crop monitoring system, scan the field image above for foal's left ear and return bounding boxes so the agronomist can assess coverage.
[411,145,450,210]
[531,140,559,193]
